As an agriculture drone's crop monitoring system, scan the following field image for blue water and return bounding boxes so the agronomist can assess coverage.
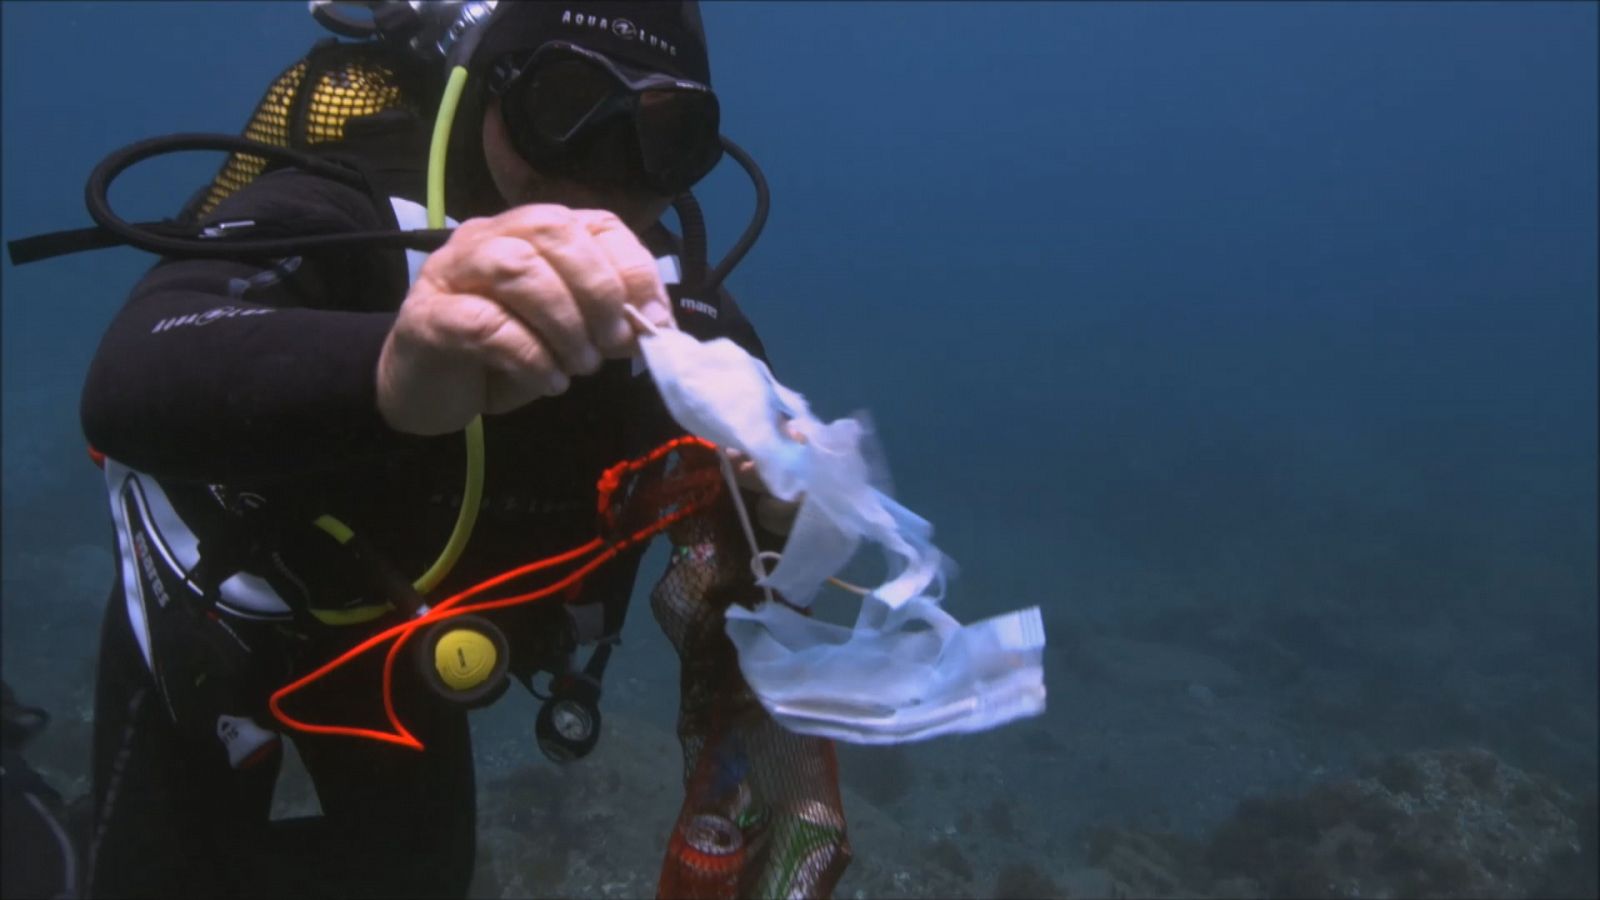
[3,2,1595,897]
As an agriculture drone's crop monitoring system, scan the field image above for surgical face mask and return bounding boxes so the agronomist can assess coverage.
[723,595,1046,744]
[638,327,1047,744]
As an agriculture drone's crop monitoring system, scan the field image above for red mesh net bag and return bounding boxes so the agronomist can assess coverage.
[634,444,853,899]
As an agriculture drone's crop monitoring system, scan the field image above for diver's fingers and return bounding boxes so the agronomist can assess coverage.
[479,340,571,414]
[722,448,769,494]
[440,206,669,355]
[489,205,653,357]
[493,244,604,377]
[378,288,567,434]
[515,213,635,357]
[442,233,601,378]
[723,447,756,470]
[444,206,620,367]
[448,292,571,406]
[576,209,674,348]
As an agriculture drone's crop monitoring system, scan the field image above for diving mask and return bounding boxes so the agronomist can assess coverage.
[490,40,723,196]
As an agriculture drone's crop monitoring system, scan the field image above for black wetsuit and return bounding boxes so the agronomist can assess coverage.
[79,121,767,899]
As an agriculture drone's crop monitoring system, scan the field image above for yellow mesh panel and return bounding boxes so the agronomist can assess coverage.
[196,51,417,219]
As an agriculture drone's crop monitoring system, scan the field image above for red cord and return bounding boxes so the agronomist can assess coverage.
[268,437,722,750]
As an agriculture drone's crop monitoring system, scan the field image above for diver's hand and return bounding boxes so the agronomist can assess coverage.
[377,205,676,436]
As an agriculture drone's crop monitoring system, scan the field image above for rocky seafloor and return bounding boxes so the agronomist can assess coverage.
[7,551,1598,899]
[256,607,1596,899]
[8,570,1598,899]
[5,381,1597,898]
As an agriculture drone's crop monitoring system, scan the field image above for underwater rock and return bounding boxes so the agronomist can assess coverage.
[992,861,1070,899]
[1071,747,1592,899]
[925,837,974,881]
[1206,747,1591,899]
[832,778,978,898]
[1084,825,1209,899]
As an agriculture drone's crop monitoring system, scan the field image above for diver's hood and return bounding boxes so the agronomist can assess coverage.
[467,1,711,85]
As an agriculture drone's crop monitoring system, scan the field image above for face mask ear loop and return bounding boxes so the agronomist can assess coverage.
[625,306,871,604]
[828,574,872,597]
[716,448,778,607]
[624,305,780,608]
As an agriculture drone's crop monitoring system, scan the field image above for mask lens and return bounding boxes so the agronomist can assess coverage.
[519,56,616,143]
[635,90,722,190]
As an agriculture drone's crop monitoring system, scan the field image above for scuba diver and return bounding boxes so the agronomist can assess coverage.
[9,1,846,897]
